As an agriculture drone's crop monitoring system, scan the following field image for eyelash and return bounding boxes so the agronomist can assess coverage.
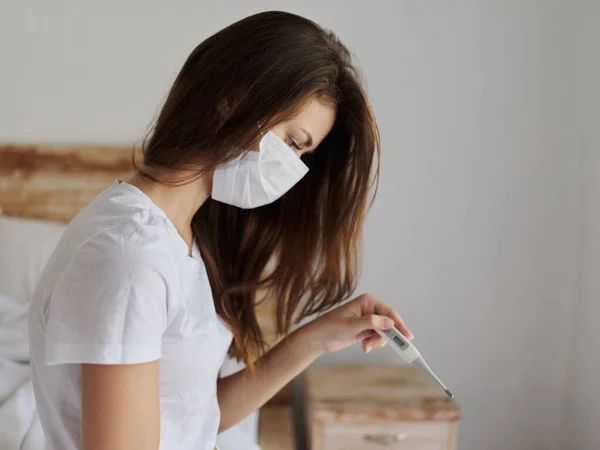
[287,137,300,150]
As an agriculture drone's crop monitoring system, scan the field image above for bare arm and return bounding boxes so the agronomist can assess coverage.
[217,325,318,432]
[217,293,412,431]
[81,361,160,450]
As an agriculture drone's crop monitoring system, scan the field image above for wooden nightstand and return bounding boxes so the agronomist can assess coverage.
[304,365,460,450]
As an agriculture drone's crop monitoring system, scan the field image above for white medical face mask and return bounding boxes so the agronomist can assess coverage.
[212,131,309,209]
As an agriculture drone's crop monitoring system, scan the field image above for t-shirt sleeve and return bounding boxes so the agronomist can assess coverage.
[45,231,171,365]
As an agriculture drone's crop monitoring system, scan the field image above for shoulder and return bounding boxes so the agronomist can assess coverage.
[60,222,173,284]
[48,215,183,342]
[64,183,181,274]
[53,210,184,314]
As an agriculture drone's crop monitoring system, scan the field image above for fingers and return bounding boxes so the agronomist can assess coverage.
[351,314,394,335]
[362,335,387,353]
[371,299,414,340]
[355,330,387,353]
[354,329,377,343]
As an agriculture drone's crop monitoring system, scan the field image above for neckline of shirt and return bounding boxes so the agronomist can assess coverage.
[113,180,201,264]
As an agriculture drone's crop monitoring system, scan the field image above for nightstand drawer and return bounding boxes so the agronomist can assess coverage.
[305,366,460,450]
[321,422,451,450]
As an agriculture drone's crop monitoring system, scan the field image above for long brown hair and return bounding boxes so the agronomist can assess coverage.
[140,11,380,367]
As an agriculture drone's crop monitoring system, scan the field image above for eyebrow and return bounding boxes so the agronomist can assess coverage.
[300,128,313,148]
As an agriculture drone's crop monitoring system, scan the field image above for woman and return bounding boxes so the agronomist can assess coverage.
[29,10,413,450]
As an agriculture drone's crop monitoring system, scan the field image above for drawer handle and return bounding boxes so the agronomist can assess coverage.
[363,432,408,445]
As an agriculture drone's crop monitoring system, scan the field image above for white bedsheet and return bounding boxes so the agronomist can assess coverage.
[0,357,45,450]
[0,291,45,449]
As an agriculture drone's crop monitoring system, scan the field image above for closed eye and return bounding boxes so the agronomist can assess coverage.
[288,128,313,152]
[286,137,301,150]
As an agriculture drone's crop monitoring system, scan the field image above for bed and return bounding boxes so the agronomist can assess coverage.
[0,143,289,449]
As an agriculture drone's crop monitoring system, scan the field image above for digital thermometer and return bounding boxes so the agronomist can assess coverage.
[376,327,454,398]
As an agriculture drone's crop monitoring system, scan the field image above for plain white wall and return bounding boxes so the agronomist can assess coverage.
[562,1,600,449]
[318,2,580,450]
[0,1,585,450]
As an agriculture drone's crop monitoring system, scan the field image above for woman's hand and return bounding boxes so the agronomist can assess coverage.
[217,294,412,431]
[302,293,414,355]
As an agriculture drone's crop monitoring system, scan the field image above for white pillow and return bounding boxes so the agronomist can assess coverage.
[0,216,66,360]
[0,292,30,360]
[0,215,66,306]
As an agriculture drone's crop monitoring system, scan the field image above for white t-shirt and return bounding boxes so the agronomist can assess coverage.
[28,181,233,450]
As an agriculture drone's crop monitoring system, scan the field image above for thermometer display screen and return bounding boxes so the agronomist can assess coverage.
[393,335,408,349]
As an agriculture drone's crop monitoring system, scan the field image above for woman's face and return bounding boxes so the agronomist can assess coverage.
[254,99,336,157]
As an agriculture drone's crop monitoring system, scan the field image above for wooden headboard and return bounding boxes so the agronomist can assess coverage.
[0,143,279,344]
[0,144,137,222]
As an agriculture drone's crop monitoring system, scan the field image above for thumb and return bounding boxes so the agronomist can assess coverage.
[351,314,395,335]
